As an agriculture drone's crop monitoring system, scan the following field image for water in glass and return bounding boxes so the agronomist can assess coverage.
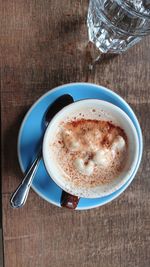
[87,0,150,53]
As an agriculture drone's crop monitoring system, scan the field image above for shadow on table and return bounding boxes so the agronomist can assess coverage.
[3,107,30,186]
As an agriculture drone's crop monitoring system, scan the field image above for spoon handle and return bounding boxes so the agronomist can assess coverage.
[10,154,41,208]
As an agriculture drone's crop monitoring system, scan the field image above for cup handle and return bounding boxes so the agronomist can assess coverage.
[61,191,80,209]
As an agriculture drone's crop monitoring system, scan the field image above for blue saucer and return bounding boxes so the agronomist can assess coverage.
[18,83,143,210]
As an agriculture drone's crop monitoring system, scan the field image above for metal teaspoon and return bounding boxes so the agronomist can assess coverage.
[10,94,74,208]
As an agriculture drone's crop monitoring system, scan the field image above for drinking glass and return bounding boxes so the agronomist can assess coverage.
[87,0,150,54]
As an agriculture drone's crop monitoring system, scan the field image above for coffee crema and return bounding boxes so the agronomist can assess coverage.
[50,118,128,189]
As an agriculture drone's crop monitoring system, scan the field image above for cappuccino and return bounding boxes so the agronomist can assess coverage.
[50,109,128,192]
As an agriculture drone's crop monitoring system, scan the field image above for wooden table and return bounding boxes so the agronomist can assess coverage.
[1,1,150,267]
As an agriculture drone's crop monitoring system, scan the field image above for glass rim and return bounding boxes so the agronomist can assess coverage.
[117,0,150,20]
[96,1,150,34]
[98,9,150,35]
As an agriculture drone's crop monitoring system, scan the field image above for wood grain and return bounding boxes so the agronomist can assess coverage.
[1,1,150,267]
